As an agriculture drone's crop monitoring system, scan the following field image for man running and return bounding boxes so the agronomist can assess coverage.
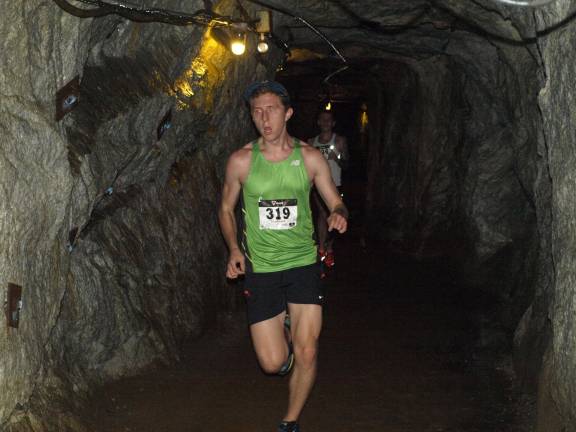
[308,110,348,269]
[218,81,348,432]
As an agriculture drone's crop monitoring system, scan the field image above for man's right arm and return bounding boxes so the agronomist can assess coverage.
[218,152,247,278]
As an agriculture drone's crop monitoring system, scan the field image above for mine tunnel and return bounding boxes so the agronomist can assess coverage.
[1,1,576,431]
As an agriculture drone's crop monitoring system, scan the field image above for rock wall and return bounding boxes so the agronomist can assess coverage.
[278,0,557,427]
[359,27,542,315]
[0,1,278,430]
[365,57,467,256]
[529,2,576,430]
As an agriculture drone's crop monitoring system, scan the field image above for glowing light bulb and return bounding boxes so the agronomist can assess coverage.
[231,33,246,55]
[257,33,269,53]
[325,101,332,111]
[329,145,335,150]
[231,40,246,55]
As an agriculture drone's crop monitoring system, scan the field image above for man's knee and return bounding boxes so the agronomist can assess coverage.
[258,350,289,374]
[294,343,318,369]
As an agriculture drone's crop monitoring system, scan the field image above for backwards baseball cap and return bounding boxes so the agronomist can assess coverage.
[242,80,290,103]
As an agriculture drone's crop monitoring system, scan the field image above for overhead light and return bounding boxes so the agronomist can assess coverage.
[325,101,332,111]
[230,31,246,55]
[257,33,269,53]
[255,10,271,54]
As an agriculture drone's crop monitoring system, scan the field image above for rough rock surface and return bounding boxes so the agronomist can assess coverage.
[531,2,576,430]
[281,0,543,324]
[275,0,560,430]
[0,1,279,430]
[1,0,576,431]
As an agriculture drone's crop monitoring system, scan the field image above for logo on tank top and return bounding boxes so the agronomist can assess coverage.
[290,159,300,166]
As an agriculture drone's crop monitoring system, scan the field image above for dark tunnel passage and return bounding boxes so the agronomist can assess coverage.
[276,54,540,339]
[2,1,576,432]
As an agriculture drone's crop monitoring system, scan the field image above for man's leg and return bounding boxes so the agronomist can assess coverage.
[250,311,290,374]
[284,303,322,422]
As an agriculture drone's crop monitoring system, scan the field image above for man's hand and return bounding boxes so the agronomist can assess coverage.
[328,150,339,161]
[226,248,246,279]
[327,210,347,234]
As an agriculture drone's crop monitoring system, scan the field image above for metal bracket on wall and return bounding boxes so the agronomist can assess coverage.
[55,76,80,121]
[157,109,172,140]
[5,283,23,329]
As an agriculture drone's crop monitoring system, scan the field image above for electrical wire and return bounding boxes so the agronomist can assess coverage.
[323,65,349,84]
[53,0,111,17]
[54,0,236,26]
[492,0,557,6]
[55,0,348,80]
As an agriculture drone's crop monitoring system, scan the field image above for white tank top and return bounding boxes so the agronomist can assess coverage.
[312,134,342,186]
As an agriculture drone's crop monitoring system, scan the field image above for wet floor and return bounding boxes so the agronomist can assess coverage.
[86,219,531,432]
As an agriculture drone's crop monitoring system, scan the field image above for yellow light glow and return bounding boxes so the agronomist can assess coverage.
[165,24,240,111]
[231,32,246,55]
[325,102,332,111]
[231,41,246,55]
[360,111,369,131]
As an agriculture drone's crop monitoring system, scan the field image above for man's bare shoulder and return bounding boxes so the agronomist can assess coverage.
[229,142,254,163]
[226,142,254,179]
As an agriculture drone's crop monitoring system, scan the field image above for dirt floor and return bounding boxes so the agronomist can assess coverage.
[84,216,535,432]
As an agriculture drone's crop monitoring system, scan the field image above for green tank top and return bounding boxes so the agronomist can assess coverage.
[242,139,317,273]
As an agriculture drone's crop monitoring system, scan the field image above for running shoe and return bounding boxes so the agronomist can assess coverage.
[318,250,328,278]
[324,251,335,268]
[278,421,300,432]
[278,313,294,376]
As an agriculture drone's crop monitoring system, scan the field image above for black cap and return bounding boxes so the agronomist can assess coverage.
[242,80,289,102]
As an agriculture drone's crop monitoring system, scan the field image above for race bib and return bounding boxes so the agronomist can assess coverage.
[259,199,298,230]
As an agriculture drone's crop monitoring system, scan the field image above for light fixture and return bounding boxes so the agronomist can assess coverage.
[325,101,332,111]
[255,10,271,54]
[230,30,246,55]
[55,2,347,65]
[257,33,269,53]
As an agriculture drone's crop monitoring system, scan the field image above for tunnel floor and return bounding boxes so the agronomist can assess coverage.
[85,194,532,432]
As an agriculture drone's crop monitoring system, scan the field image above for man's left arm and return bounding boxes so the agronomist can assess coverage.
[328,136,349,169]
[309,150,348,233]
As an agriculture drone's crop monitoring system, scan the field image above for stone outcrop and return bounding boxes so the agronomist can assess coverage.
[530,3,576,430]
[0,1,279,430]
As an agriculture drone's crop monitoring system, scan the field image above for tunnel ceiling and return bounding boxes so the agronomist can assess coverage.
[267,0,534,60]
[266,0,539,116]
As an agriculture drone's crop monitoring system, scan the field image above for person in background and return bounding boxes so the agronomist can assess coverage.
[308,110,348,271]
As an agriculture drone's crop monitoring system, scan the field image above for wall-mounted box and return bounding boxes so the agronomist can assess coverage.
[55,76,80,121]
[6,283,22,328]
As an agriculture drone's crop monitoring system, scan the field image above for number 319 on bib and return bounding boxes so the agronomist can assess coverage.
[258,199,298,230]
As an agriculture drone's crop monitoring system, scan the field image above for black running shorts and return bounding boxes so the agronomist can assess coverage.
[243,263,324,325]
